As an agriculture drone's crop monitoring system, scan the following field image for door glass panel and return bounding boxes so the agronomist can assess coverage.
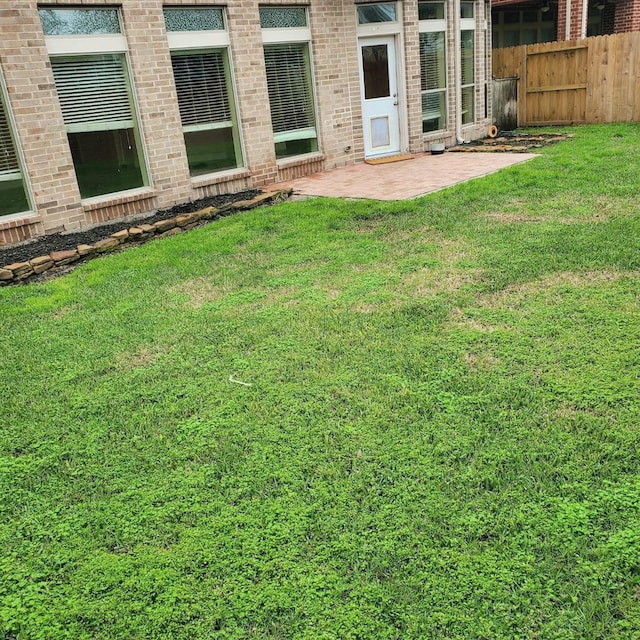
[362,45,390,99]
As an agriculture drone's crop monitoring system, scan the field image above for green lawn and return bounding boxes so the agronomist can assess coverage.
[1,124,639,639]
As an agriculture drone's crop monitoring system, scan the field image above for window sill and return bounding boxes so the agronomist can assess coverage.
[0,211,40,231]
[81,187,155,212]
[276,152,325,170]
[423,128,447,137]
[191,167,251,189]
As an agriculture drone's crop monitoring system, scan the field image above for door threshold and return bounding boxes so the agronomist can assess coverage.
[365,154,414,165]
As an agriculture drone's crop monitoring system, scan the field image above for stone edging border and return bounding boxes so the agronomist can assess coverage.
[0,189,292,287]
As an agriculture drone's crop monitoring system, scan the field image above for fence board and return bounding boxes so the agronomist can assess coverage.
[493,32,640,126]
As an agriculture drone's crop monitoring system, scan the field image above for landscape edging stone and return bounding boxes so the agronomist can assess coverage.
[0,189,292,286]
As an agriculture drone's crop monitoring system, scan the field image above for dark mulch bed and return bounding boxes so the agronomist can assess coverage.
[1,189,260,267]
[451,131,573,153]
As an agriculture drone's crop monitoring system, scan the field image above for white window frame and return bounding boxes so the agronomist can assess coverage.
[356,2,402,36]
[167,28,230,51]
[418,2,448,133]
[165,10,244,176]
[42,9,150,198]
[460,3,476,126]
[260,7,320,157]
[0,68,33,218]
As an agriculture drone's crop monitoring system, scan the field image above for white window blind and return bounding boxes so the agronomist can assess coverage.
[50,55,133,133]
[171,51,231,131]
[461,29,475,124]
[0,102,19,176]
[419,31,446,131]
[419,32,445,92]
[461,31,475,86]
[264,43,316,140]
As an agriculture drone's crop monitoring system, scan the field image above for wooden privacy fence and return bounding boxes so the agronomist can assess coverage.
[492,32,640,127]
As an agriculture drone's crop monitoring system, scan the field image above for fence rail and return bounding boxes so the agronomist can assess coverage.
[492,32,640,127]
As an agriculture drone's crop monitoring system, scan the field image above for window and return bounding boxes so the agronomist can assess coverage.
[40,8,147,199]
[418,2,444,20]
[587,7,605,37]
[357,3,397,24]
[163,7,225,32]
[39,7,120,35]
[164,8,243,177]
[460,4,475,125]
[0,81,30,217]
[460,2,475,19]
[259,6,307,28]
[261,7,318,159]
[461,31,474,125]
[418,2,447,133]
[491,9,556,49]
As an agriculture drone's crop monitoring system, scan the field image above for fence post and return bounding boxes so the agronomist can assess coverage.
[520,45,527,126]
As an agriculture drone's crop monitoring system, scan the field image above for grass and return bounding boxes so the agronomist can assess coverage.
[1,123,639,639]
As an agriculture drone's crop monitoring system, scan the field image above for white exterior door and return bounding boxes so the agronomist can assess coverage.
[358,35,400,158]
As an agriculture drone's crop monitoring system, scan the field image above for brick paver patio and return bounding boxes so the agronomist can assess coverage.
[272,151,539,201]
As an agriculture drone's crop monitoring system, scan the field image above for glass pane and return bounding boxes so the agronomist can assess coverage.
[522,29,538,44]
[358,4,397,24]
[264,44,316,133]
[163,8,224,32]
[51,55,132,129]
[461,86,474,125]
[362,45,390,100]
[259,7,307,28]
[461,30,474,85]
[0,177,29,217]
[171,49,241,176]
[0,106,19,175]
[274,137,318,159]
[420,32,446,91]
[418,2,445,21]
[39,8,120,35]
[422,91,446,132]
[504,30,519,47]
[171,51,231,126]
[263,43,317,159]
[540,27,555,42]
[0,93,29,216]
[504,11,519,24]
[184,127,238,175]
[68,129,144,198]
[460,2,475,19]
[523,10,538,22]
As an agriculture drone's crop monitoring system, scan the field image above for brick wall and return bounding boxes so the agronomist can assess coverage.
[309,0,361,168]
[226,0,278,186]
[556,0,586,40]
[0,2,84,238]
[402,1,424,151]
[614,0,640,32]
[556,0,640,40]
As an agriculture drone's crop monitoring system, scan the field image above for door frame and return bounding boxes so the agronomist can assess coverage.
[357,34,401,158]
[355,6,408,159]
